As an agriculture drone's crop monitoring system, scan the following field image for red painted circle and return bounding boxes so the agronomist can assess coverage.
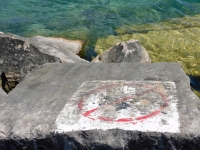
[78,82,168,124]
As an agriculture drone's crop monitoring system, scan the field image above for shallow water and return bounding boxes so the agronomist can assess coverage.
[96,15,200,76]
[0,0,200,95]
[1,0,200,59]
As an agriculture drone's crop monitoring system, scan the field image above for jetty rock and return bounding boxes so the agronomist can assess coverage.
[0,32,60,90]
[29,36,87,63]
[0,88,6,97]
[0,62,200,149]
[93,39,151,63]
[0,32,87,93]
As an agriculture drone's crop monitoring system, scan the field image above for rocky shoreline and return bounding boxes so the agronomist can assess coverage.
[0,32,200,149]
[0,32,87,93]
[0,32,152,94]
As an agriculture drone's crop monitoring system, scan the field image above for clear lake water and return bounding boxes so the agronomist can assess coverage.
[0,0,200,94]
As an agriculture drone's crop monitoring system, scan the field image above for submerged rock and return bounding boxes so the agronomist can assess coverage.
[95,15,200,76]
[93,39,151,63]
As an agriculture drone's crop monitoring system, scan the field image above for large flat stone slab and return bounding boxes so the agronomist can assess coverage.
[0,62,200,149]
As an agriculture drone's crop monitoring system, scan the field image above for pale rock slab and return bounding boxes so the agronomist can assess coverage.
[0,62,200,149]
[29,36,87,63]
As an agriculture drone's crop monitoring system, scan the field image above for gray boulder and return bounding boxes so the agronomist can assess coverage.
[29,36,88,63]
[0,62,200,149]
[92,39,151,63]
[0,32,88,93]
[0,33,61,92]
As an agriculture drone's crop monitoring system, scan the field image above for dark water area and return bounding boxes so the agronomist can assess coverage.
[189,76,200,97]
[0,0,200,95]
[189,76,200,91]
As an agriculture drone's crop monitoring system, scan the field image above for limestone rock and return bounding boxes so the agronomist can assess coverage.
[0,33,61,83]
[0,62,200,149]
[0,32,88,93]
[0,88,6,97]
[93,39,151,63]
[29,36,88,63]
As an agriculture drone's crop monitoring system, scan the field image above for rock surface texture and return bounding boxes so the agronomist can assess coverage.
[93,39,151,63]
[0,88,6,97]
[0,32,87,93]
[0,33,61,93]
[29,36,87,63]
[0,62,200,149]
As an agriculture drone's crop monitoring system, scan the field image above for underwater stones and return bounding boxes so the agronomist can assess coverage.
[93,39,151,63]
[95,15,200,76]
[115,15,200,35]
[29,36,87,63]
[25,23,54,37]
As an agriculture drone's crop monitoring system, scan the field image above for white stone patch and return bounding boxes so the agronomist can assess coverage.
[56,80,180,133]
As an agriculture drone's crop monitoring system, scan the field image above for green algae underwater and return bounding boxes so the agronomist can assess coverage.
[1,0,200,60]
[95,15,200,97]
[95,15,200,77]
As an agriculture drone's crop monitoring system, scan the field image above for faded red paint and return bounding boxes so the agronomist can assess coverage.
[98,116,114,121]
[87,117,95,121]
[82,108,98,117]
[78,98,84,110]
[78,82,168,124]
[136,109,161,121]
[116,118,133,122]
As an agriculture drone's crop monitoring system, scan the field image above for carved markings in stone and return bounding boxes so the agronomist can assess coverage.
[56,81,180,133]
